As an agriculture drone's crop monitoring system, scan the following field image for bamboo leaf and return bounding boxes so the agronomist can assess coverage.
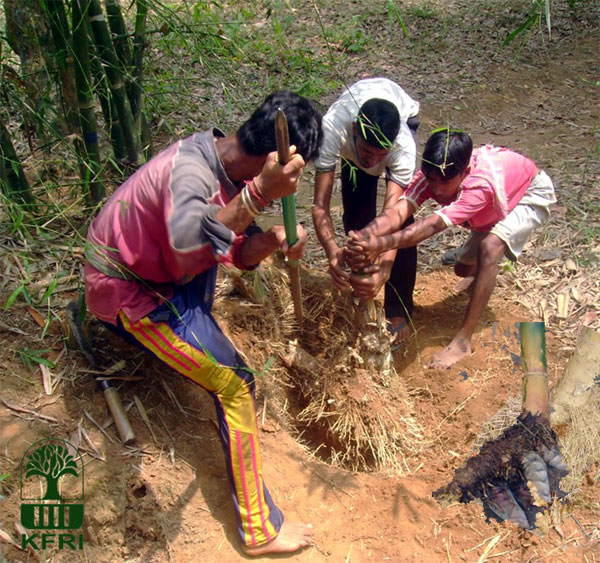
[262,355,275,373]
[40,279,58,304]
[502,13,538,46]
[4,285,24,310]
[387,0,409,37]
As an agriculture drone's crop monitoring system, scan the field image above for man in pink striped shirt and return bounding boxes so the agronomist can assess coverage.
[345,129,555,369]
[85,91,322,555]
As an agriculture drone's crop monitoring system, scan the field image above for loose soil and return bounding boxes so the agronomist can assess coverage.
[1,12,599,563]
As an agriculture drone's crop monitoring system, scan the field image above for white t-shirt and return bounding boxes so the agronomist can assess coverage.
[314,78,420,187]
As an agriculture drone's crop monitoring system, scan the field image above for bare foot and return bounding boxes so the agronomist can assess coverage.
[452,276,475,293]
[388,317,410,350]
[425,336,472,369]
[242,521,314,556]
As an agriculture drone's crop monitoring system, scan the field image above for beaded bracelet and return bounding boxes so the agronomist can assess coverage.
[241,185,260,217]
[245,180,270,207]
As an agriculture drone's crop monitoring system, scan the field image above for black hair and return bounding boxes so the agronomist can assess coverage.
[421,130,473,179]
[236,90,323,162]
[356,98,400,149]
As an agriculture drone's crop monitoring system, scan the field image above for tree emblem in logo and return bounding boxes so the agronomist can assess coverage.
[20,439,84,531]
[24,443,78,501]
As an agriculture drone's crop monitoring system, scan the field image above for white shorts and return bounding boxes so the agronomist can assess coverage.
[456,170,556,265]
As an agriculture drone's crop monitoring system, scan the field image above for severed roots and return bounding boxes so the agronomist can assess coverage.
[433,413,568,530]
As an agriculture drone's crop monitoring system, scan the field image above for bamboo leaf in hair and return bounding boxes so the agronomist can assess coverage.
[429,126,467,135]
[425,125,467,176]
[356,113,393,150]
[420,157,455,176]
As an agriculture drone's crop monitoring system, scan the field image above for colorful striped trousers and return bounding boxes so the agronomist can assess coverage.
[104,268,283,547]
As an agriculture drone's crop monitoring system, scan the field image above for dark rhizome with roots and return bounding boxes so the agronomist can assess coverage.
[433,413,568,530]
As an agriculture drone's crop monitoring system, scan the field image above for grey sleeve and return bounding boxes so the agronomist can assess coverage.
[167,156,236,253]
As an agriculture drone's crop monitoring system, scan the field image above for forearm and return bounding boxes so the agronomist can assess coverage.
[380,214,444,251]
[378,248,397,278]
[360,206,404,237]
[312,204,340,259]
[216,184,266,235]
[313,170,340,260]
[238,230,279,267]
[361,195,414,238]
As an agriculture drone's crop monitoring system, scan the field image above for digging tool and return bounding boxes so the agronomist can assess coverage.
[275,107,303,325]
[65,301,136,445]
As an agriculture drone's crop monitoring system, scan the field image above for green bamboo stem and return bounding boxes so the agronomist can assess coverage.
[5,0,54,144]
[105,0,133,72]
[87,0,144,168]
[132,0,151,156]
[44,0,94,190]
[89,45,126,165]
[520,321,549,418]
[0,117,33,204]
[282,195,298,265]
[72,0,105,203]
[105,0,151,154]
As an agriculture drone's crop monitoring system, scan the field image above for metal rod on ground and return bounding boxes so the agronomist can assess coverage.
[275,107,303,325]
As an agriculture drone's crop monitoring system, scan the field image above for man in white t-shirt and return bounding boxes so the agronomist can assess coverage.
[312,78,420,347]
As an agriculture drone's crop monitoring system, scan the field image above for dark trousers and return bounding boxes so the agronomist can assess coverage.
[341,162,417,320]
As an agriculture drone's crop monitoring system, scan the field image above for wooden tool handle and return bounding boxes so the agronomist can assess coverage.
[103,385,136,445]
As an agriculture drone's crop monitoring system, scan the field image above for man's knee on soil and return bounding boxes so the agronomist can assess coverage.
[477,235,507,270]
[454,262,476,278]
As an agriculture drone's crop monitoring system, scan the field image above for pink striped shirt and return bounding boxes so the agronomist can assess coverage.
[86,130,255,324]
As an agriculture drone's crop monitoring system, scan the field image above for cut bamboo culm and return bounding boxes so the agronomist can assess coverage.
[520,321,549,418]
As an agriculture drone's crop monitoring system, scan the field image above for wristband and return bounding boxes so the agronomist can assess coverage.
[246,180,270,207]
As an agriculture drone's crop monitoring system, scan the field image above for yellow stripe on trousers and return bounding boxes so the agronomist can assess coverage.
[118,311,278,546]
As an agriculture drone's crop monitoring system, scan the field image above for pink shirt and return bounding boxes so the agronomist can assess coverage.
[403,146,538,230]
[86,130,255,324]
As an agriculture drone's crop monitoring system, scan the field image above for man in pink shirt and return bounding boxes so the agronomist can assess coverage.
[345,129,556,369]
[85,91,322,556]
